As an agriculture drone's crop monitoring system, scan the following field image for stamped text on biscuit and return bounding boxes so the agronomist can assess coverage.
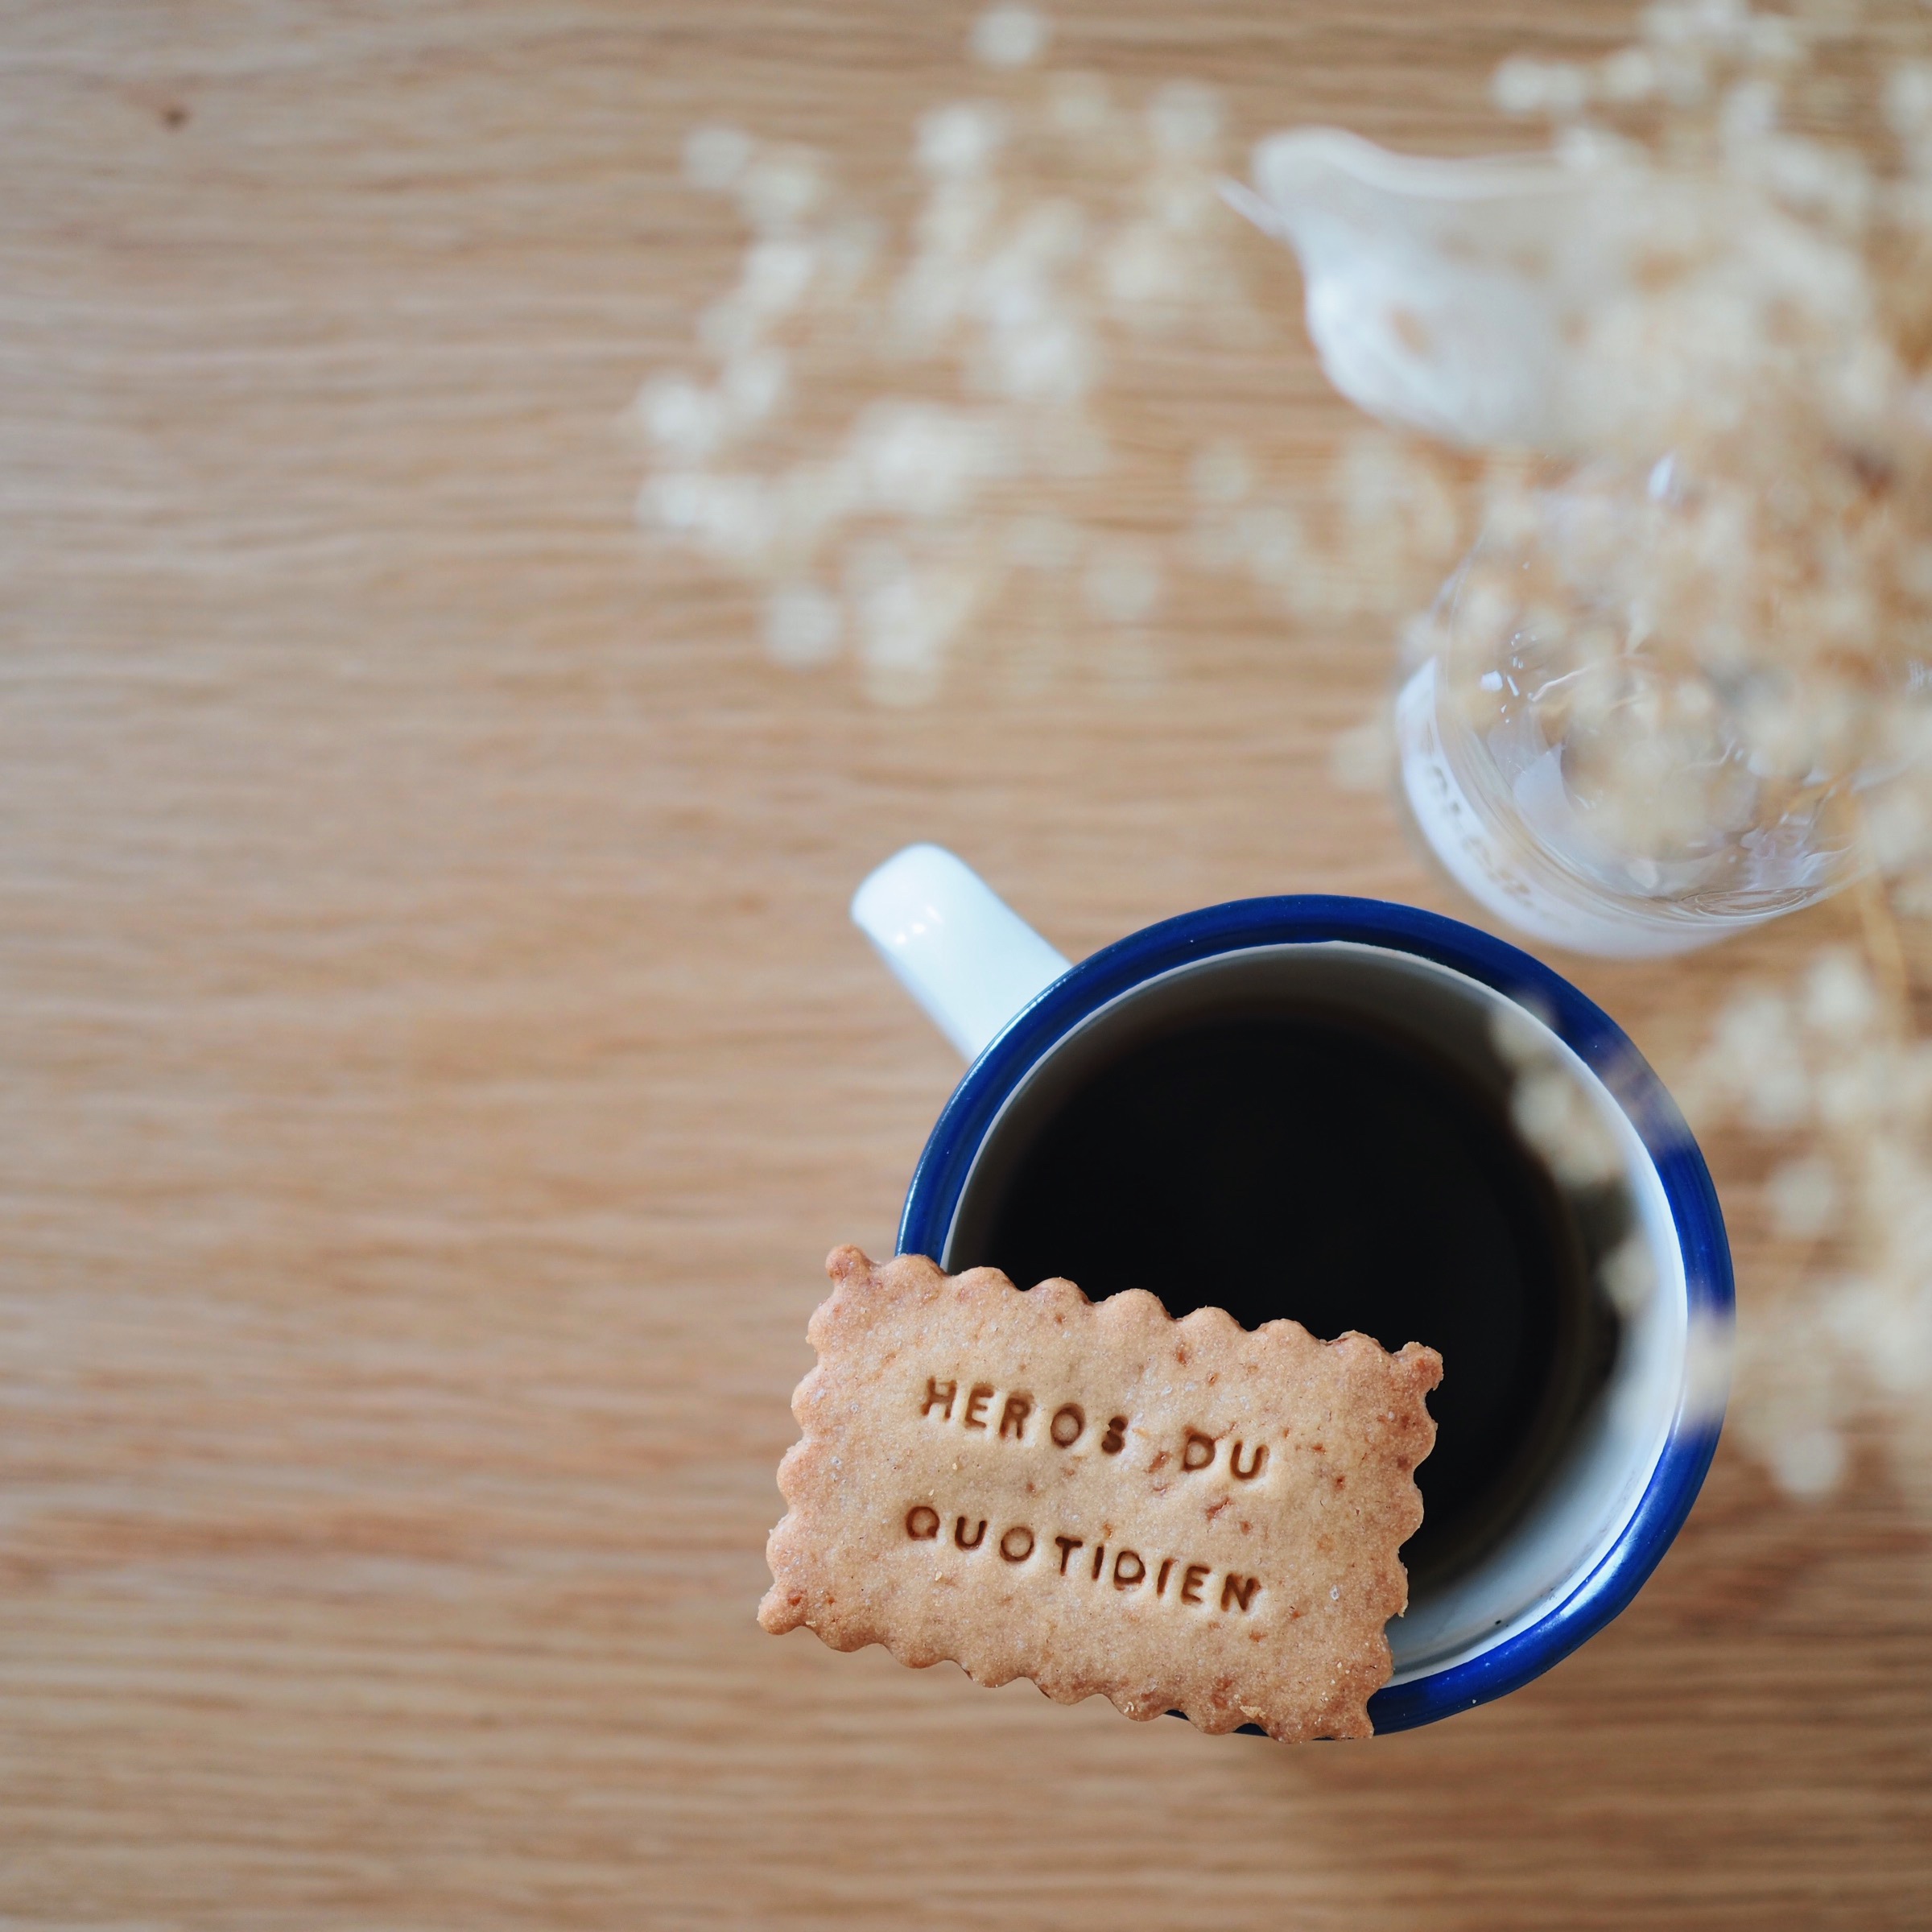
[907,1371,1273,1614]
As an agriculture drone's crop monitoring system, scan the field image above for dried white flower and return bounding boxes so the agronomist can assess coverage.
[640,470,704,534]
[1492,56,1589,119]
[1767,1154,1840,1240]
[1600,47,1661,104]
[1770,1425,1847,1499]
[1885,62,1932,139]
[1329,713,1393,793]
[1745,12,1801,66]
[984,314,1097,404]
[736,149,824,233]
[636,374,725,460]
[1720,76,1780,142]
[683,124,754,192]
[1146,81,1224,157]
[853,557,980,707]
[723,349,789,426]
[848,402,1012,518]
[1489,1001,1558,1071]
[917,102,1009,179]
[1864,786,1929,873]
[1188,441,1253,507]
[1601,1234,1658,1318]
[1803,949,1878,1040]
[764,584,844,667]
[1512,1066,1624,1187]
[1236,502,1303,588]
[1828,1274,1932,1397]
[1081,540,1163,625]
[741,238,818,316]
[644,472,774,562]
[971,4,1050,70]
[1682,1307,1735,1429]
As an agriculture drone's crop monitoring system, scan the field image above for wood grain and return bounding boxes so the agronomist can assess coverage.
[1,2,1929,1926]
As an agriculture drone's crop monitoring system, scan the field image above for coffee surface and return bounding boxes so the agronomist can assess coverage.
[959,1009,1612,1587]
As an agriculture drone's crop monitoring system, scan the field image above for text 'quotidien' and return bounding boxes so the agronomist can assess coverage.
[902,1503,1264,1616]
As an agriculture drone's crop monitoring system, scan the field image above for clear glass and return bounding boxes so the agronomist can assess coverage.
[1398,464,1880,956]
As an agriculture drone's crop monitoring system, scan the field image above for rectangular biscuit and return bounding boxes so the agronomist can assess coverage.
[760,1246,1442,1741]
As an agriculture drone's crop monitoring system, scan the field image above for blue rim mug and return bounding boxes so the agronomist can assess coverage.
[851,844,1732,1734]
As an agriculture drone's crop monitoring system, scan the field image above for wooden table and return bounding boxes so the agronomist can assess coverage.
[3,2,1928,1925]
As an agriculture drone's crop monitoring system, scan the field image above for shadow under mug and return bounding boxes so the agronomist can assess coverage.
[852,844,1732,1734]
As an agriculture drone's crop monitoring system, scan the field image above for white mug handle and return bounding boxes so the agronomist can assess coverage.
[851,844,1072,1061]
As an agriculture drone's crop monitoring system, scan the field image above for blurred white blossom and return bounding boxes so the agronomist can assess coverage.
[637,19,1277,700]
[683,124,753,192]
[972,4,1050,70]
[764,584,844,668]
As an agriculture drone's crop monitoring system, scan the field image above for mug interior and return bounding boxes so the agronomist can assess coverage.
[939,940,1687,1684]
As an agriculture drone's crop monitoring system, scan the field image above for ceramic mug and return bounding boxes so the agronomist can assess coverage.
[851,843,1732,1733]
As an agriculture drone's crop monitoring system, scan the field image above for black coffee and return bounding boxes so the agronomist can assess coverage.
[949,1004,1620,1591]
